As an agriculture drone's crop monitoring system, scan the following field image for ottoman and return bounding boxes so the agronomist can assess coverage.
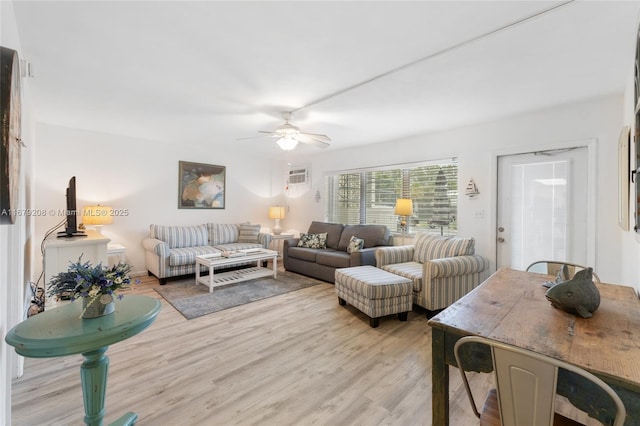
[335,265,413,328]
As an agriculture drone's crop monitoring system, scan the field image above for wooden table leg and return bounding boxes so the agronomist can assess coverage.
[432,328,449,426]
[80,347,139,426]
[273,255,277,278]
[80,347,109,426]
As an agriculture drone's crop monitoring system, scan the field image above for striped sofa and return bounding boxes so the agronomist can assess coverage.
[375,233,490,313]
[142,223,272,284]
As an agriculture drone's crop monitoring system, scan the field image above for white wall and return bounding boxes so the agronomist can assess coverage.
[285,95,636,286]
[32,124,289,278]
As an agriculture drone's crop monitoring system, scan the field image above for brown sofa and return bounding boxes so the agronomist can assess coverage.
[283,221,391,283]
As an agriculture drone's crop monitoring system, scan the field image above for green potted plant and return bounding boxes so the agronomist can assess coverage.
[47,256,134,318]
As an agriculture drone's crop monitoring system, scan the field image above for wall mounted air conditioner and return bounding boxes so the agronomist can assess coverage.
[288,168,309,186]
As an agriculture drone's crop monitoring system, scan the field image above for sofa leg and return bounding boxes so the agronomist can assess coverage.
[398,312,408,321]
[369,317,380,328]
[338,297,346,306]
[159,278,167,285]
[426,308,443,319]
[147,271,152,277]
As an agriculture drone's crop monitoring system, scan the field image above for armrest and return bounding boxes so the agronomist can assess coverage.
[283,238,300,253]
[375,245,415,267]
[142,238,170,258]
[425,255,490,278]
[258,232,272,249]
[349,247,378,266]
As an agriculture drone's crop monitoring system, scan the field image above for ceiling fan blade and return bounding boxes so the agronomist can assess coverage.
[296,134,330,148]
[299,132,331,142]
[236,134,271,141]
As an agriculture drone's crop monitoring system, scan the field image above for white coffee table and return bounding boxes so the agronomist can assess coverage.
[195,249,279,292]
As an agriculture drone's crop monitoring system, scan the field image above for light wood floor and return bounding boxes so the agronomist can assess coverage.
[10,272,591,426]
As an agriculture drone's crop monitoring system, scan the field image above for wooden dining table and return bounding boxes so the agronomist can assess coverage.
[427,267,640,426]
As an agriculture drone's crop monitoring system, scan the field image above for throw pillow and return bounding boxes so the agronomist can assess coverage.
[297,232,328,249]
[150,224,208,249]
[207,223,240,245]
[238,223,261,243]
[413,232,475,263]
[347,235,365,253]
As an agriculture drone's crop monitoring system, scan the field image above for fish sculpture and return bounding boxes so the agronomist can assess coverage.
[544,267,600,318]
[542,264,571,289]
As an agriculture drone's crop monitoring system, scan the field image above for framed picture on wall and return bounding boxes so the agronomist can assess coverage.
[618,126,630,231]
[0,47,22,224]
[178,161,226,209]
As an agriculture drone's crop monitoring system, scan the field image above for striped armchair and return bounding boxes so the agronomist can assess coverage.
[375,233,490,313]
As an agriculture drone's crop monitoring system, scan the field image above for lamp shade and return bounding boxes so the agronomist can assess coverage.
[394,199,413,216]
[268,206,285,220]
[82,205,114,225]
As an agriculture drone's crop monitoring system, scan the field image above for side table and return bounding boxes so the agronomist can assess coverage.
[107,243,126,265]
[269,233,295,258]
[5,294,161,426]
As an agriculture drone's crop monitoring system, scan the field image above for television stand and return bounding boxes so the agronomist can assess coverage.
[56,231,87,238]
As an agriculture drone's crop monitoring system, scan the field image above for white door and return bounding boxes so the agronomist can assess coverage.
[496,147,589,270]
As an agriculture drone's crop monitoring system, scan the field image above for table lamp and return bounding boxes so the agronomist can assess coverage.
[269,206,285,235]
[394,199,413,244]
[82,205,114,235]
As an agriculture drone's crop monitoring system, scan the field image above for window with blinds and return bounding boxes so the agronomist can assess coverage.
[326,159,458,235]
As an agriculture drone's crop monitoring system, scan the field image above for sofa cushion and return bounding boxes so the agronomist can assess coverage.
[316,250,351,268]
[238,223,261,243]
[338,224,389,251]
[298,232,328,249]
[381,262,424,292]
[347,236,365,253]
[208,223,240,245]
[308,221,344,250]
[213,242,263,252]
[169,245,221,266]
[413,233,475,263]
[287,247,320,262]
[150,224,208,249]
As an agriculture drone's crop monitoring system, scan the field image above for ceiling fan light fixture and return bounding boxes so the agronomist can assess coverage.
[277,136,298,151]
[278,122,299,135]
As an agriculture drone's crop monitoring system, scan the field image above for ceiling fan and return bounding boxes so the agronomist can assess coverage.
[240,111,331,151]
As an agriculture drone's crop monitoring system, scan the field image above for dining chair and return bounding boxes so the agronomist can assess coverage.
[454,336,626,426]
[525,260,601,283]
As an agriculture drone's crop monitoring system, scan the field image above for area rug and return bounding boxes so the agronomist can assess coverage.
[153,271,325,319]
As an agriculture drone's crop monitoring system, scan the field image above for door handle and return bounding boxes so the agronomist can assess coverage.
[497,237,505,243]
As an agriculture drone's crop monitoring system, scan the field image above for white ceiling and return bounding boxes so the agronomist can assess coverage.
[10,1,640,157]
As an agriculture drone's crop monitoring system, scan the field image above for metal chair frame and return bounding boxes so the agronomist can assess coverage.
[454,335,626,426]
[525,260,601,283]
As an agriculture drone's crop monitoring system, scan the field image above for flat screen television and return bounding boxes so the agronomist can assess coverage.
[57,176,86,238]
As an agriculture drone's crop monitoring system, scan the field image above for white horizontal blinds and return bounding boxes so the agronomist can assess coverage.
[410,161,458,235]
[365,169,402,229]
[327,173,361,225]
[326,159,457,235]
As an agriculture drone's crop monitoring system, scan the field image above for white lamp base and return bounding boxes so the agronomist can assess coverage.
[273,219,282,235]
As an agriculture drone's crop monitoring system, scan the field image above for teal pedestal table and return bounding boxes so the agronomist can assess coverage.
[5,294,161,426]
